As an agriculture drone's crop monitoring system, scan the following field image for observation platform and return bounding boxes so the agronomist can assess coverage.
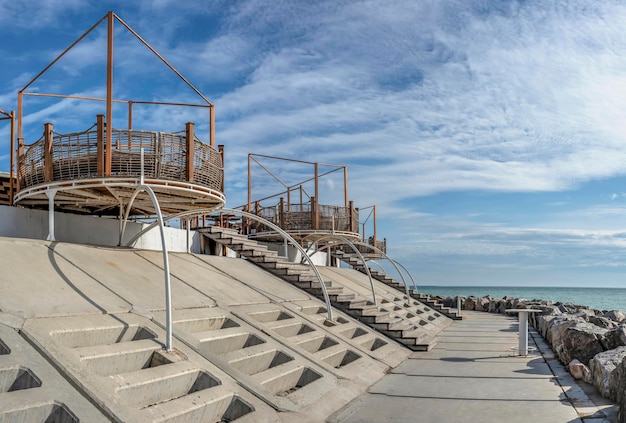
[246,202,362,244]
[14,121,225,217]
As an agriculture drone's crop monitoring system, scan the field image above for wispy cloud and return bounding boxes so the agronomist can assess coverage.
[3,0,626,286]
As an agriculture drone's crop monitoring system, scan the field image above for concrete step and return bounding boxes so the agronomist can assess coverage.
[226,346,295,377]
[73,338,164,377]
[248,360,322,397]
[312,344,361,369]
[115,361,219,409]
[141,384,255,422]
[195,327,266,355]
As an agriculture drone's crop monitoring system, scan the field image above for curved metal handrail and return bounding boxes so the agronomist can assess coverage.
[122,182,174,351]
[124,207,335,322]
[304,235,377,306]
[346,241,413,301]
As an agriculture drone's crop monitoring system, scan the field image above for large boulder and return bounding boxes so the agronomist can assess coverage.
[589,346,626,402]
[475,297,489,312]
[602,325,626,351]
[531,306,561,338]
[464,296,477,311]
[488,299,502,313]
[547,316,584,353]
[561,322,608,366]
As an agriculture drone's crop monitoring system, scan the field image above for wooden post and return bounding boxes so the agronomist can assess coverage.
[128,101,133,130]
[279,197,285,228]
[348,200,354,232]
[16,137,24,191]
[43,123,54,182]
[185,122,195,182]
[312,196,318,230]
[96,114,105,176]
[218,144,224,191]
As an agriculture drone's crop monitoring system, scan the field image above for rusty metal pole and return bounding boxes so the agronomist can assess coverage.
[343,166,348,208]
[314,162,319,229]
[247,154,252,230]
[209,106,215,148]
[105,11,114,176]
[9,111,15,205]
[185,122,195,182]
[16,93,23,192]
[373,205,377,250]
[279,197,285,228]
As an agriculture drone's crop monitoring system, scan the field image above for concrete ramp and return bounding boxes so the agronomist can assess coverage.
[0,237,412,422]
[23,313,279,422]
[0,322,110,422]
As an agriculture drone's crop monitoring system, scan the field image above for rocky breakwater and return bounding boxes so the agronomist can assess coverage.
[432,294,626,422]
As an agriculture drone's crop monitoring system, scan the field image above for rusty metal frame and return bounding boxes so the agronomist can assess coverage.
[247,153,350,235]
[0,109,15,205]
[17,10,216,185]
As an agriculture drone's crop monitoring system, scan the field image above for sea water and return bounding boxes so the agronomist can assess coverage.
[419,286,626,312]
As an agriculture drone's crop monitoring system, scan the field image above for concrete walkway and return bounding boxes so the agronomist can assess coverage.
[329,311,615,423]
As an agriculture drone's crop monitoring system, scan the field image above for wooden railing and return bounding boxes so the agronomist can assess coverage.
[18,123,223,192]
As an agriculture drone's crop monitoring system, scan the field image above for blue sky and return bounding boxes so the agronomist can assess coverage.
[2,0,626,287]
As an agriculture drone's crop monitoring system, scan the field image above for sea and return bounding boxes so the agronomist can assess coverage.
[419,286,626,313]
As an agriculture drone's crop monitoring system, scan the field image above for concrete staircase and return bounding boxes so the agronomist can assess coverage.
[23,314,278,423]
[202,227,438,351]
[333,250,463,320]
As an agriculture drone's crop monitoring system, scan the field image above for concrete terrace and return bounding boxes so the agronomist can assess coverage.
[0,236,617,422]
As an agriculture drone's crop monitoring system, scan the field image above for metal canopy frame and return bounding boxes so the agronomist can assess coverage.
[0,109,15,205]
[16,10,216,187]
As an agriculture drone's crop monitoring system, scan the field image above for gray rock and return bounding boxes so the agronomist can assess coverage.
[463,297,476,311]
[589,315,618,330]
[474,297,489,312]
[561,322,608,366]
[603,325,626,351]
[589,346,626,402]
[547,316,584,353]
[569,359,593,383]
[604,310,626,323]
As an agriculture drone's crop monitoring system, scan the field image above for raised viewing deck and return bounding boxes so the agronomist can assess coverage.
[14,122,225,216]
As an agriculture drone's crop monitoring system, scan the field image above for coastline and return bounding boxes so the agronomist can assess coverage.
[420,285,626,312]
[427,293,626,421]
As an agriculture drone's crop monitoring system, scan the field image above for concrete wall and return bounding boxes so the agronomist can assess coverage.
[0,205,201,253]
[0,205,329,263]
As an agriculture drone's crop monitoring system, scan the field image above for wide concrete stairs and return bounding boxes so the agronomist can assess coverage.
[333,250,463,320]
[0,236,411,422]
[202,227,454,351]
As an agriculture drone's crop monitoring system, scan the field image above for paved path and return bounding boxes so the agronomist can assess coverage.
[329,310,615,423]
